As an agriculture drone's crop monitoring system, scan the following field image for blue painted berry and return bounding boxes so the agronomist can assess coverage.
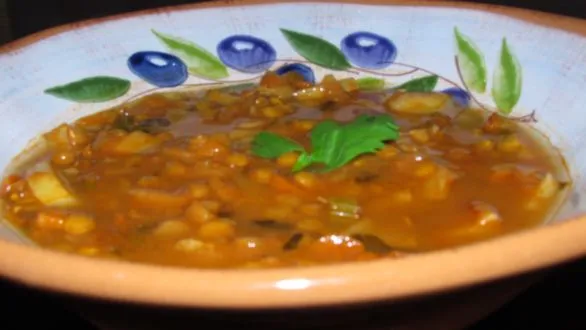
[442,87,471,107]
[341,32,397,69]
[274,63,316,84]
[217,35,276,73]
[127,51,188,88]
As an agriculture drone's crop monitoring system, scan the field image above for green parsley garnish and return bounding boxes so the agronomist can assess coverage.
[251,114,400,172]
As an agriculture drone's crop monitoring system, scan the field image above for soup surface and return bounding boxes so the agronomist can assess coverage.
[0,71,569,269]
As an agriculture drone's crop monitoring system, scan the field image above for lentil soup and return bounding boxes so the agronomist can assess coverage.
[0,71,570,269]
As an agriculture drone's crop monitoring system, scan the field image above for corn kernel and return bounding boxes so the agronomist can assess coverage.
[164,161,187,177]
[185,201,214,223]
[209,178,240,201]
[475,140,495,153]
[200,200,222,213]
[35,212,65,229]
[188,135,209,149]
[277,152,299,168]
[397,141,418,153]
[78,247,100,256]
[64,214,96,235]
[391,189,413,204]
[250,168,273,184]
[175,238,205,252]
[227,153,249,167]
[51,150,77,166]
[198,221,236,241]
[188,183,210,199]
[377,146,399,159]
[269,97,284,106]
[497,135,522,153]
[294,172,317,189]
[262,106,284,118]
[153,220,190,237]
[237,120,268,130]
[292,120,316,131]
[67,125,90,147]
[409,129,430,144]
[414,162,437,178]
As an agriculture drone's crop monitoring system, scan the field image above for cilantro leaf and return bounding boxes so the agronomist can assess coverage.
[251,114,400,172]
[251,132,305,158]
[301,114,399,171]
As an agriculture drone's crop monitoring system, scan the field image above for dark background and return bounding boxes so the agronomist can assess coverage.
[1,0,586,329]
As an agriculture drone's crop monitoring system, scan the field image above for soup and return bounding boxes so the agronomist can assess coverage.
[0,71,569,269]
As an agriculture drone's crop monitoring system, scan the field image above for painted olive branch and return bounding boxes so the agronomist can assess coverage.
[454,56,537,123]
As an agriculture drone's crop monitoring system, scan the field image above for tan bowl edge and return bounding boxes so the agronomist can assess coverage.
[1,0,586,309]
[1,214,586,309]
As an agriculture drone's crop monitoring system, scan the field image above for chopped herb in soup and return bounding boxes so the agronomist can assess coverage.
[0,71,569,269]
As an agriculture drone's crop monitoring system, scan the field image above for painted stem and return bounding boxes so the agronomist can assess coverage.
[509,109,538,123]
[119,76,262,109]
[240,58,419,77]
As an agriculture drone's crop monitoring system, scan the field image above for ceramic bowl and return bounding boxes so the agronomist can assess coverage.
[2,1,586,329]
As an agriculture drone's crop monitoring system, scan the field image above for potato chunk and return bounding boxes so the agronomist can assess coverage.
[27,171,78,207]
[112,131,161,155]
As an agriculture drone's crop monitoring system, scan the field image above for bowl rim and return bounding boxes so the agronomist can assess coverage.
[1,0,586,309]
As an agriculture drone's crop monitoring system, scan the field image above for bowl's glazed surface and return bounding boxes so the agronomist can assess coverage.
[1,1,586,321]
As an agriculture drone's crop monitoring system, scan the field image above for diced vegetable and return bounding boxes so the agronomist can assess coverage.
[112,131,162,155]
[198,220,236,241]
[128,189,191,208]
[63,214,96,235]
[345,218,418,250]
[26,171,78,207]
[421,166,458,200]
[526,173,561,210]
[153,220,190,237]
[175,239,206,252]
[384,92,449,114]
[328,197,361,220]
[470,201,502,226]
[454,109,485,129]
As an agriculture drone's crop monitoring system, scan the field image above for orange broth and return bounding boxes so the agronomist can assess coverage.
[0,71,569,269]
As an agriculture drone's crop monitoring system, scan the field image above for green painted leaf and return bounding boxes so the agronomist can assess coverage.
[395,75,438,92]
[280,28,351,70]
[454,27,487,93]
[492,38,522,115]
[357,77,385,91]
[44,76,131,102]
[152,29,229,80]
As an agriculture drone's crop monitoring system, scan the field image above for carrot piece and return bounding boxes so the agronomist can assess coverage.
[270,174,306,196]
